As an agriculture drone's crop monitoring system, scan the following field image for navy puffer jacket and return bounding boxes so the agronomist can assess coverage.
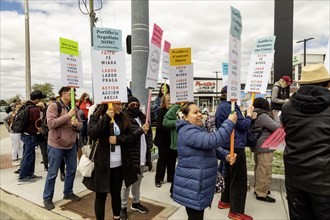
[173,119,234,210]
[215,101,252,148]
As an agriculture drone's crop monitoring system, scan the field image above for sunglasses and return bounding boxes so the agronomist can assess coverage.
[129,103,140,108]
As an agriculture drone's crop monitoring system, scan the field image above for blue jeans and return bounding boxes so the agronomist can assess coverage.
[43,144,77,201]
[19,134,36,179]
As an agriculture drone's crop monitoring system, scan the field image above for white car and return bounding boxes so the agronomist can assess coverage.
[0,106,8,124]
[201,107,209,115]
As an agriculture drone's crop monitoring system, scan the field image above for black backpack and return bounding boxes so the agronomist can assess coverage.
[11,104,35,133]
[246,113,264,148]
[41,101,62,138]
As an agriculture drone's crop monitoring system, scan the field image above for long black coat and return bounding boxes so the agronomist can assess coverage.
[153,107,171,149]
[124,110,153,174]
[82,112,138,192]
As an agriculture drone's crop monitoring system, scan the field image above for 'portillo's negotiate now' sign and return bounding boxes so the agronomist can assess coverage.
[93,27,122,52]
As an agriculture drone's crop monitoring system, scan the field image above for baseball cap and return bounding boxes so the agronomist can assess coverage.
[281,75,292,85]
[30,90,47,100]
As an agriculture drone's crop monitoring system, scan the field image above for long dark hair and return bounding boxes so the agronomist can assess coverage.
[158,83,170,97]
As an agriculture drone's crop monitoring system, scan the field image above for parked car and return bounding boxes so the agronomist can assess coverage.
[0,106,8,124]
[201,107,209,115]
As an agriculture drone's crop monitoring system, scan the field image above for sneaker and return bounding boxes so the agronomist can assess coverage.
[120,208,128,220]
[43,200,55,210]
[12,160,20,167]
[155,182,161,188]
[254,191,271,197]
[14,169,20,174]
[228,211,253,220]
[63,194,80,202]
[255,195,276,203]
[131,203,148,214]
[27,174,42,180]
[17,178,36,185]
[218,201,230,209]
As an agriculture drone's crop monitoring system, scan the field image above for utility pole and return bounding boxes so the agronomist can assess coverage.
[131,0,149,111]
[296,38,314,66]
[24,0,31,99]
[89,0,95,46]
[89,0,95,100]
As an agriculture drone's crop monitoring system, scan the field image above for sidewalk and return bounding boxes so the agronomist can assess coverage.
[0,136,289,219]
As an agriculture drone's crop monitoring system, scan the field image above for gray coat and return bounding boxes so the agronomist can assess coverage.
[251,108,281,153]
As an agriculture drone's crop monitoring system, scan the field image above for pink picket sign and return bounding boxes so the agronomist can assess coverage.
[261,127,286,150]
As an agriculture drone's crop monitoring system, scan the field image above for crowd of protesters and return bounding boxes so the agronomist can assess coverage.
[3,63,329,220]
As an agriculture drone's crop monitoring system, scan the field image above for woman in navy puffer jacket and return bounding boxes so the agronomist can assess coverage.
[173,102,237,220]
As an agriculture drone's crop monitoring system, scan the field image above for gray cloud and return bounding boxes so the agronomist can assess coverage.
[0,0,329,100]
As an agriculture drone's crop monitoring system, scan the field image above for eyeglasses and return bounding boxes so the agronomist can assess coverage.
[64,92,76,95]
[129,103,140,108]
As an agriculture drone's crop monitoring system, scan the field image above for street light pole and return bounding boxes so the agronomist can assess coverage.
[89,0,95,47]
[296,37,314,66]
[213,71,221,97]
[24,0,31,99]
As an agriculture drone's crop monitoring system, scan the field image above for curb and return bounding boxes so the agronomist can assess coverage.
[248,171,286,193]
[0,189,69,220]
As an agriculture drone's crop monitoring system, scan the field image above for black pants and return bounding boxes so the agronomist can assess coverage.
[81,121,88,145]
[286,182,330,220]
[155,148,177,182]
[95,166,123,220]
[60,159,65,173]
[221,148,247,214]
[185,207,204,220]
[37,138,48,169]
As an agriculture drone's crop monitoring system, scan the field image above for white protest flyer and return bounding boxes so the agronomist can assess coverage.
[169,64,194,103]
[59,38,83,88]
[244,52,274,94]
[324,38,330,72]
[146,23,163,89]
[227,6,242,102]
[161,40,171,79]
[244,36,276,94]
[227,34,241,101]
[91,50,127,104]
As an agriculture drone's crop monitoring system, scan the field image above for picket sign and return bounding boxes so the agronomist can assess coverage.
[145,90,152,124]
[261,127,286,150]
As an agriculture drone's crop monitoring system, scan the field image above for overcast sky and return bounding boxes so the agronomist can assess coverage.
[0,0,329,100]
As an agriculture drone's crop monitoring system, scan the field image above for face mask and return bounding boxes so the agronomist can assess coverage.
[128,106,140,117]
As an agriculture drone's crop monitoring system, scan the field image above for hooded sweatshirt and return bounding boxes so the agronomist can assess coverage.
[281,85,330,196]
